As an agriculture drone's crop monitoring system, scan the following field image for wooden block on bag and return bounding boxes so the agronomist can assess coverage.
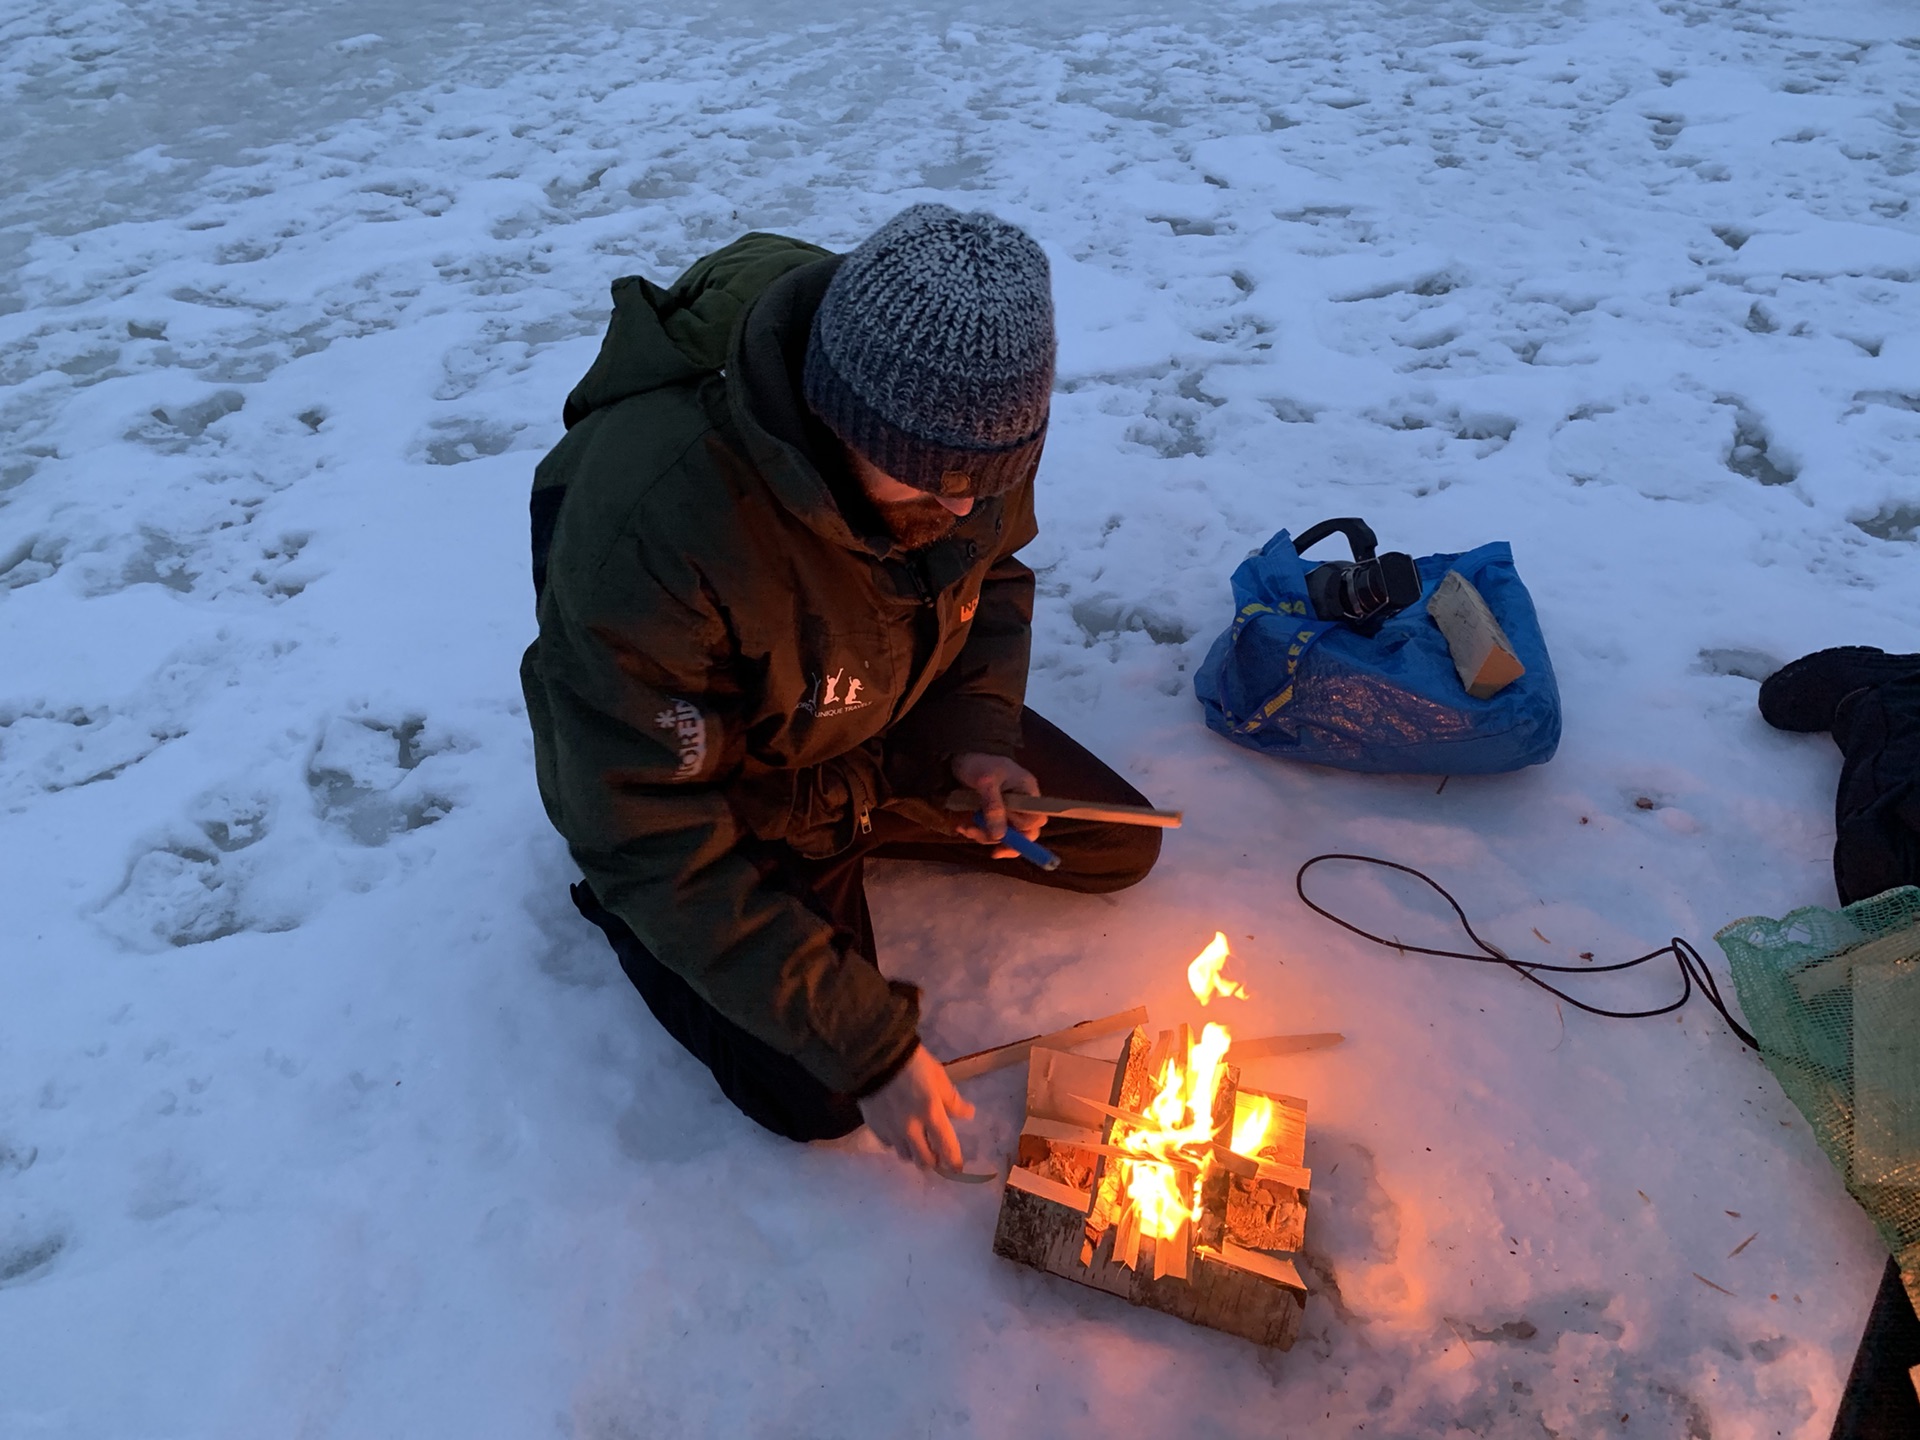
[1427,569,1525,699]
[1852,957,1920,1187]
[1789,923,1920,1005]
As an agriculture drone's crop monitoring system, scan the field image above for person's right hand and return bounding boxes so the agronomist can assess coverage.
[858,1044,974,1170]
[951,751,1045,859]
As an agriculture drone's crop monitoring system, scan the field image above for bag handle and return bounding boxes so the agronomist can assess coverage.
[1292,517,1378,562]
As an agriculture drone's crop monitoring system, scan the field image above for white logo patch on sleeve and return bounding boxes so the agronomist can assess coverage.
[653,698,708,778]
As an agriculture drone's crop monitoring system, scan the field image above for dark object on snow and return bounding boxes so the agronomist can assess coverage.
[1832,675,1920,910]
[1305,853,1757,1045]
[1296,518,1422,637]
[1758,648,1920,1437]
[1831,1258,1920,1440]
[1760,646,1920,735]
[1759,650,1920,908]
[1194,523,1560,775]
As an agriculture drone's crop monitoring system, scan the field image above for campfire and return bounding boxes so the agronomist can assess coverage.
[990,934,1313,1349]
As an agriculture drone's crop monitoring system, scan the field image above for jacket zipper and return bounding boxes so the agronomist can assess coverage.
[907,556,935,606]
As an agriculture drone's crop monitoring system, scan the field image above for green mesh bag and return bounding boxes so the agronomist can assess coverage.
[1718,887,1920,1303]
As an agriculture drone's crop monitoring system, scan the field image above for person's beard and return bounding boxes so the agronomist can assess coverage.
[875,494,959,550]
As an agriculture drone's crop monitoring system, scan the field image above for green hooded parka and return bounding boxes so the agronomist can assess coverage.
[520,233,1039,1096]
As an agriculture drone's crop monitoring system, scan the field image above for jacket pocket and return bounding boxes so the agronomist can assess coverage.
[732,742,888,859]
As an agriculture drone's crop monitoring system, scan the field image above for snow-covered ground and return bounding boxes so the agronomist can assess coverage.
[4,0,1919,1433]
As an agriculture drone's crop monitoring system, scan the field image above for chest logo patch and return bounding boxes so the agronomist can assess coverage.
[959,595,979,624]
[800,664,870,719]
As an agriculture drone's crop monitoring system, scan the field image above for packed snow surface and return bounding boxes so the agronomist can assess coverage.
[4,0,1920,1434]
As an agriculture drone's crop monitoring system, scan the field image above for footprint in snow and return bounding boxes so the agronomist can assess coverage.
[415,416,525,465]
[307,714,460,846]
[95,784,289,949]
[0,1229,67,1289]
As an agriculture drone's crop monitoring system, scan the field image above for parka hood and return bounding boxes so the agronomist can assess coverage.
[561,232,833,430]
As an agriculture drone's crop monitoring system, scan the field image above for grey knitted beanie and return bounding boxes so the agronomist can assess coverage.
[803,204,1055,499]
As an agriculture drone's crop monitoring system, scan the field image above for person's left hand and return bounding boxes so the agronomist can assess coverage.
[858,1044,974,1171]
[951,752,1044,859]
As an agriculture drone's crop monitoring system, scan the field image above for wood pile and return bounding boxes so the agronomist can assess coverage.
[991,1025,1310,1349]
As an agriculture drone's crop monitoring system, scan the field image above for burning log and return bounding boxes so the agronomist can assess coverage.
[1223,1087,1310,1255]
[992,1029,1310,1350]
[990,933,1315,1350]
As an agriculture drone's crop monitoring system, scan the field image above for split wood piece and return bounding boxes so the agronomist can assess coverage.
[1027,1136,1308,1187]
[1155,1209,1192,1282]
[1236,1086,1308,1169]
[944,1005,1149,1083]
[1021,1116,1103,1146]
[1148,1028,1174,1079]
[1226,1171,1308,1255]
[1788,923,1920,1004]
[1852,958,1920,1187]
[1026,1047,1118,1130]
[1193,1058,1240,1253]
[1096,1043,1238,1276]
[1018,1112,1180,1197]
[993,1171,1306,1350]
[1067,1094,1224,1158]
[1067,1093,1170,1135]
[1427,569,1525,699]
[942,792,1185,829]
[1064,1093,1310,1189]
[1255,1157,1312,1191]
[1017,1117,1104,1193]
[1007,1164,1093,1213]
[1217,1242,1307,1292]
[1033,1136,1206,1173]
[1115,1201,1142,1269]
[1195,1153,1232,1252]
[1083,1028,1157,1262]
[1210,1060,1239,1146]
[1231,1032,1346,1061]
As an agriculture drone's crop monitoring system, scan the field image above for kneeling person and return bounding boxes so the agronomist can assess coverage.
[520,205,1161,1171]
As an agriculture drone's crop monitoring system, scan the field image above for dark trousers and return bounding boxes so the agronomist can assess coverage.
[1832,1259,1920,1440]
[1828,676,1920,1438]
[571,708,1162,1143]
[1831,673,1920,911]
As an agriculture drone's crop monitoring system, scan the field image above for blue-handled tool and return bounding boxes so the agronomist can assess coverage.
[972,810,1061,872]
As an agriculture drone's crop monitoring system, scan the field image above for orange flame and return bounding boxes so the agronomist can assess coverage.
[1230,1093,1274,1157]
[1111,934,1271,1256]
[1186,932,1246,1006]
[1118,1023,1231,1239]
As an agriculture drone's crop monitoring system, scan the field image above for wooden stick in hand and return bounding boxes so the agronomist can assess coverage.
[943,793,1183,829]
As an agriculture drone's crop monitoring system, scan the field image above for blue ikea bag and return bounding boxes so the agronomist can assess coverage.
[1193,526,1561,775]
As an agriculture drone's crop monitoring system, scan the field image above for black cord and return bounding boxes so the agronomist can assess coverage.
[1295,853,1760,1050]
